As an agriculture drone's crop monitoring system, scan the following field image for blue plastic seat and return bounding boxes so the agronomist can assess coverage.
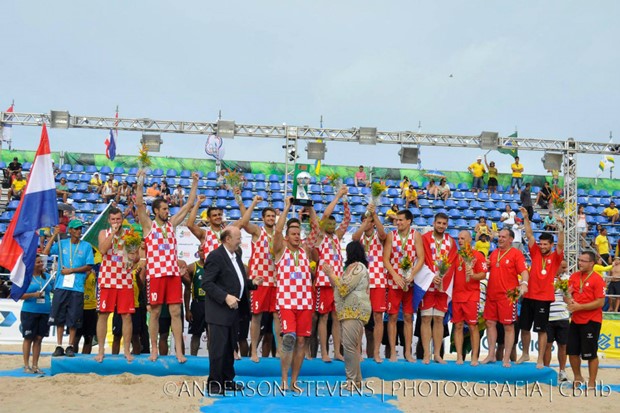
[79,173,92,183]
[323,185,334,194]
[272,192,284,201]
[310,184,322,194]
[100,166,111,174]
[85,165,97,173]
[268,174,280,183]
[491,193,502,201]
[72,164,84,173]
[453,191,463,200]
[421,208,434,217]
[414,217,427,226]
[455,218,468,227]
[457,200,469,209]
[478,192,489,201]
[344,177,355,186]
[448,209,461,218]
[166,169,178,178]
[418,199,429,207]
[457,183,469,191]
[61,164,72,172]
[215,199,228,209]
[434,200,445,208]
[270,182,281,192]
[255,173,266,182]
[207,172,218,179]
[475,210,488,219]
[113,166,125,175]
[128,167,139,175]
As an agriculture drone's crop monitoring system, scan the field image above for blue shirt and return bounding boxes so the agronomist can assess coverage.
[21,273,53,314]
[51,239,94,293]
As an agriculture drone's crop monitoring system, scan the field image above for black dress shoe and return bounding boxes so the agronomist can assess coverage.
[224,381,244,391]
[207,383,225,395]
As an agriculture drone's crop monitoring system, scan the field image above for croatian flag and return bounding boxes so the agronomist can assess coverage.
[412,264,435,312]
[105,129,116,160]
[2,103,14,145]
[0,124,58,300]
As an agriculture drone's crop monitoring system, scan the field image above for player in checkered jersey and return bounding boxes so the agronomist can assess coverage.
[351,203,387,363]
[420,212,458,364]
[272,197,317,392]
[94,206,136,363]
[135,170,199,363]
[234,194,283,362]
[313,185,350,362]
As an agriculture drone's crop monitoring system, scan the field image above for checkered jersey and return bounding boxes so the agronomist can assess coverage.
[422,231,455,292]
[202,226,223,257]
[315,233,344,287]
[145,221,179,278]
[99,228,133,289]
[363,230,386,288]
[276,247,313,310]
[388,228,418,290]
[248,228,277,286]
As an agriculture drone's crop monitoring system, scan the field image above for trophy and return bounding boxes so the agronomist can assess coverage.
[292,164,313,206]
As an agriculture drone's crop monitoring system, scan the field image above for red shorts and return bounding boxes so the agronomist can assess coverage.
[387,288,414,315]
[147,276,183,306]
[483,298,517,325]
[369,288,387,313]
[98,288,135,314]
[315,286,335,314]
[278,309,313,337]
[251,285,277,314]
[452,301,478,325]
[419,290,449,313]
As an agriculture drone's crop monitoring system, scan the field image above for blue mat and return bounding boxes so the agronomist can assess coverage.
[51,355,558,385]
[0,367,51,377]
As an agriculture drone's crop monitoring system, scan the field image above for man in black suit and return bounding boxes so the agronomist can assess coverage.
[202,226,262,394]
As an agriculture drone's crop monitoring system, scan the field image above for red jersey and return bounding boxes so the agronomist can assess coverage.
[569,271,606,324]
[422,231,457,292]
[525,243,563,301]
[362,230,386,289]
[202,226,223,257]
[276,247,313,310]
[99,228,133,289]
[388,228,418,290]
[315,233,343,287]
[486,247,528,301]
[145,221,179,278]
[248,227,277,287]
[452,250,487,303]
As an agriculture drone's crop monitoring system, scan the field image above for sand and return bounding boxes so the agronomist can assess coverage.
[1,345,619,413]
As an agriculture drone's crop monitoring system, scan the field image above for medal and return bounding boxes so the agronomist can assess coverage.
[458,266,462,271]
[541,269,547,275]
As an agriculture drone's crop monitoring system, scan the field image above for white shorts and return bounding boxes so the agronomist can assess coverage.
[420,308,446,317]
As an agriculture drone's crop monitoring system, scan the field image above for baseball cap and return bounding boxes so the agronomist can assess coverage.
[68,220,85,229]
[477,156,482,160]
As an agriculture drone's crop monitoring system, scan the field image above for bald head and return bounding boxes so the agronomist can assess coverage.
[221,226,242,253]
[457,230,472,247]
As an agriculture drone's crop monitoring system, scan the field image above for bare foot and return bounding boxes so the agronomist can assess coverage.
[124,352,134,362]
[305,354,314,360]
[536,361,544,369]
[373,355,383,363]
[291,382,304,394]
[502,360,512,368]
[176,353,187,363]
[405,354,416,363]
[434,355,447,365]
[94,354,104,363]
[480,356,496,365]
[281,382,289,392]
[321,355,332,363]
[471,360,479,367]
[573,377,585,389]
[251,354,260,363]
[334,354,344,362]
[515,354,530,364]
[456,358,464,365]
[422,356,431,365]
[388,354,398,362]
[148,351,158,362]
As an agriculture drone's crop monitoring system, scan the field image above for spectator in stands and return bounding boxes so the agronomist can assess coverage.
[475,217,491,237]
[123,198,137,221]
[543,211,559,232]
[116,180,132,204]
[89,172,103,193]
[404,185,419,208]
[8,172,27,200]
[354,165,368,187]
[608,258,620,313]
[385,204,398,224]
[577,205,588,248]
[474,232,491,257]
[595,227,610,264]
[484,155,498,195]
[512,220,524,250]
[145,182,161,202]
[8,156,22,179]
[172,184,185,207]
[399,176,410,197]
[536,181,552,209]
[500,205,516,227]
[216,170,227,189]
[468,156,486,196]
[160,181,171,203]
[548,168,560,189]
[509,156,524,196]
[520,182,534,220]
[101,176,118,203]
[56,177,70,203]
[602,201,619,225]
[437,178,451,201]
[426,179,439,199]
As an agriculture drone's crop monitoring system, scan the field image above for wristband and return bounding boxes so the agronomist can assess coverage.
[520,281,528,286]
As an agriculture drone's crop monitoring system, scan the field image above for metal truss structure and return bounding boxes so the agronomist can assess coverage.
[2,110,617,272]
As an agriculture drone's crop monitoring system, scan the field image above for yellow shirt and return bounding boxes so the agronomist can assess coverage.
[511,162,524,178]
[469,162,486,178]
[83,271,97,310]
[551,170,559,179]
[488,166,498,179]
[89,177,102,186]
[475,240,490,257]
[386,209,397,219]
[404,188,418,199]
[603,207,618,217]
[596,235,610,255]
[12,179,27,192]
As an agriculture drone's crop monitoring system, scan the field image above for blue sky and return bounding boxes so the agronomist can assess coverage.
[2,1,619,178]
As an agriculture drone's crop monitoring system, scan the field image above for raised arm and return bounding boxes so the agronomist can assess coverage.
[273,197,292,259]
[236,194,262,236]
[556,216,565,252]
[336,199,351,239]
[304,206,320,252]
[519,207,535,247]
[322,185,348,220]
[171,172,199,228]
[351,217,370,242]
[186,195,206,243]
[135,170,152,232]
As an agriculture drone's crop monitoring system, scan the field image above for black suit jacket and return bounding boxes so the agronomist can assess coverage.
[202,245,255,326]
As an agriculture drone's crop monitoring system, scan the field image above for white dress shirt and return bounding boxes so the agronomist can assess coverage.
[226,249,244,298]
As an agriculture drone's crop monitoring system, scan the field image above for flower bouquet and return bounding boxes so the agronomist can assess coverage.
[554,278,571,301]
[400,254,412,292]
[326,172,347,202]
[457,243,477,282]
[225,169,244,203]
[366,182,387,217]
[550,189,565,216]
[121,228,142,269]
[506,287,521,304]
[435,253,452,292]
[136,144,152,187]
